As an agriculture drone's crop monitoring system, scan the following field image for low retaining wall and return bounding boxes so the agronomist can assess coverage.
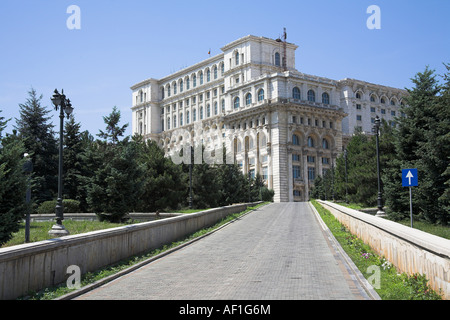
[29,212,182,222]
[0,202,260,300]
[317,200,450,299]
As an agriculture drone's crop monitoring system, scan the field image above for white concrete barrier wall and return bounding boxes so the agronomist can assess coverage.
[317,200,450,300]
[0,202,259,300]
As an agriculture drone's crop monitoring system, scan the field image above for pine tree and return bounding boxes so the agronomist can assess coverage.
[86,138,146,222]
[0,114,28,245]
[63,115,84,202]
[134,137,187,212]
[14,88,58,205]
[385,66,449,225]
[97,106,129,144]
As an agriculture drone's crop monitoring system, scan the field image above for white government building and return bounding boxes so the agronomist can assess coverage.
[130,34,407,202]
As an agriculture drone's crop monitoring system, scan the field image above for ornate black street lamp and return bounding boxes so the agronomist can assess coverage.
[373,115,385,217]
[48,89,73,236]
[344,148,348,203]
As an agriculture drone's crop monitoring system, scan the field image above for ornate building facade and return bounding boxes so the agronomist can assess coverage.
[130,34,407,202]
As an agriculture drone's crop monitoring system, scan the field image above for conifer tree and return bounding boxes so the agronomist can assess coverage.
[0,113,28,245]
[14,88,58,205]
[97,106,128,144]
[63,115,84,202]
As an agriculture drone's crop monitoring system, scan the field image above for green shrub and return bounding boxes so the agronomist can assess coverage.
[37,199,81,214]
[260,187,274,202]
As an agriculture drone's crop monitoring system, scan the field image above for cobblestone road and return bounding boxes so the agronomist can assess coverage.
[75,202,372,300]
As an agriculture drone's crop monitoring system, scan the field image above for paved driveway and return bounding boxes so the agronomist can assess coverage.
[75,202,373,300]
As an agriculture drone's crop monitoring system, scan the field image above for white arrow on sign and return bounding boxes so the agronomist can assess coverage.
[406,170,414,185]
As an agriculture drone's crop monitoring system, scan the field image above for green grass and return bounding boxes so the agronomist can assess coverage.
[396,220,450,240]
[2,220,128,248]
[18,202,269,300]
[310,199,442,300]
[331,200,450,240]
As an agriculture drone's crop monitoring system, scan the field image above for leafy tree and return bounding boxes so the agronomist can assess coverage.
[97,106,128,144]
[14,88,58,206]
[0,116,28,246]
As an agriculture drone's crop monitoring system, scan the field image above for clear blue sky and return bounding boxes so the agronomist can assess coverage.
[0,0,448,137]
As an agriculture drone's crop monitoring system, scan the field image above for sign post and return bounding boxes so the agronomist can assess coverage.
[402,169,418,228]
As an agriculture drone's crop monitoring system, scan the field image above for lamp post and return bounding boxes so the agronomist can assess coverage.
[373,116,385,217]
[344,149,348,203]
[23,153,33,243]
[189,145,193,209]
[48,89,73,236]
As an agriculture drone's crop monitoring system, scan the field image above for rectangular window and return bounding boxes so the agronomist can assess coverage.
[293,165,301,179]
[356,104,362,110]
[262,167,268,180]
[292,154,300,162]
[357,115,362,121]
[262,155,268,163]
[307,156,315,163]
[381,109,386,114]
[391,110,396,116]
[308,167,315,180]
[371,107,376,113]
[322,157,329,164]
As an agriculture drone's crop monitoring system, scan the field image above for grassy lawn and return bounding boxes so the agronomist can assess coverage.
[330,200,450,240]
[17,202,268,300]
[2,220,128,248]
[310,199,442,300]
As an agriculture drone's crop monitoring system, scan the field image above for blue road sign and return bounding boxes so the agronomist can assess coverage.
[402,169,418,187]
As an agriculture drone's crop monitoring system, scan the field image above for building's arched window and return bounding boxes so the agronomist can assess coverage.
[199,72,203,85]
[390,99,396,106]
[293,87,301,99]
[370,94,376,102]
[275,52,281,66]
[234,97,240,109]
[206,104,211,117]
[221,63,225,75]
[200,106,204,120]
[173,83,177,95]
[356,92,362,99]
[322,138,329,149]
[193,75,197,87]
[258,89,265,101]
[193,109,197,121]
[167,85,171,97]
[173,115,177,128]
[307,90,315,102]
[186,77,190,90]
[186,111,190,124]
[207,69,211,82]
[292,134,300,146]
[235,51,239,65]
[180,79,183,92]
[221,99,225,113]
[213,66,218,79]
[245,93,252,106]
[167,117,171,130]
[214,102,218,115]
[161,87,165,99]
[307,136,314,147]
[322,92,330,104]
[381,97,386,104]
